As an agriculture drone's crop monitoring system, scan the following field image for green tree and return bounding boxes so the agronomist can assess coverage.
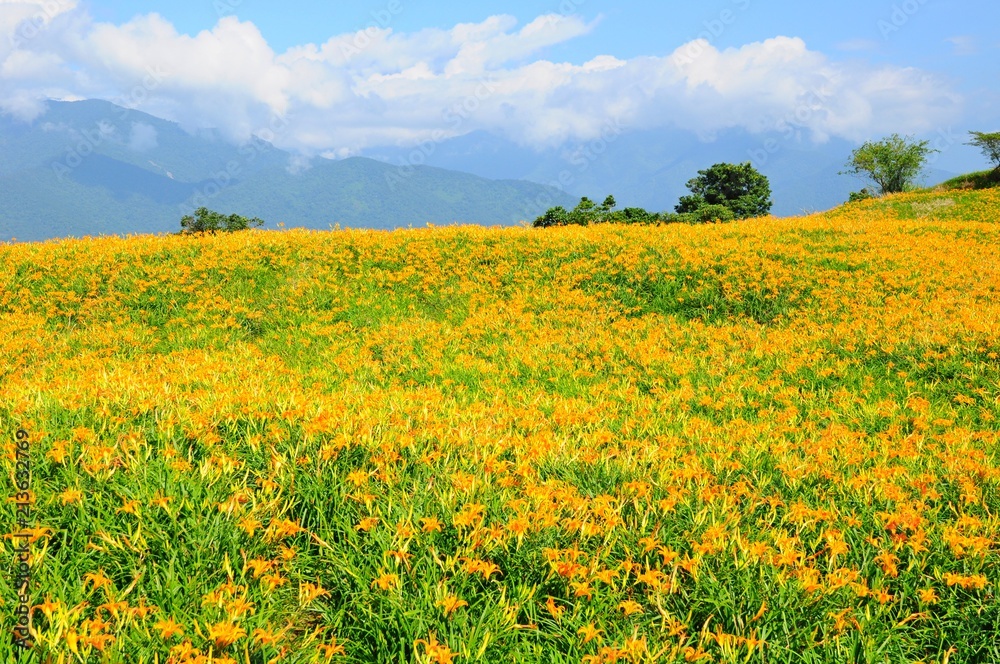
[617,207,658,224]
[180,207,265,234]
[842,134,937,196]
[675,162,772,219]
[967,131,1000,174]
[533,196,679,228]
[532,206,569,228]
[533,195,622,227]
[681,204,735,223]
[569,197,597,225]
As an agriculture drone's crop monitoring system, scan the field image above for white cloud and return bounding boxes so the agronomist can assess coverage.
[128,121,157,151]
[286,154,312,175]
[0,5,964,152]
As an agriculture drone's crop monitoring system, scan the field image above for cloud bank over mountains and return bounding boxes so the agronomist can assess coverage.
[0,0,963,155]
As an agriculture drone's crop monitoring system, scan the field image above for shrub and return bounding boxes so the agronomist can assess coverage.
[848,188,874,203]
[681,204,736,223]
[180,208,265,234]
[532,206,570,228]
[533,195,626,227]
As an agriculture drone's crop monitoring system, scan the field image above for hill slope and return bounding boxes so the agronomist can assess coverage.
[0,100,575,241]
[1,188,998,662]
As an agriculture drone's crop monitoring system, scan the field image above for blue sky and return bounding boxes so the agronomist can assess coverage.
[88,0,1000,60]
[2,0,997,171]
[84,0,997,69]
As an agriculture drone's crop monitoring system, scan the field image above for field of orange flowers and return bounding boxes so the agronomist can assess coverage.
[1,188,999,663]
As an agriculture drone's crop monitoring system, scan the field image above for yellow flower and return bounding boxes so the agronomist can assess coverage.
[252,628,281,647]
[438,594,469,617]
[34,596,61,620]
[545,596,565,621]
[592,568,618,585]
[207,621,246,649]
[59,488,83,505]
[371,573,399,591]
[507,517,530,538]
[83,570,113,593]
[420,516,443,533]
[346,469,370,486]
[245,558,274,578]
[319,638,347,659]
[577,623,603,644]
[238,517,262,536]
[154,617,184,640]
[300,582,329,605]
[619,600,643,616]
[415,633,456,664]
[259,573,288,593]
[453,503,486,529]
[46,441,69,465]
[873,589,894,604]
[226,597,255,618]
[463,558,501,580]
[265,518,303,541]
[355,517,380,532]
[387,549,413,567]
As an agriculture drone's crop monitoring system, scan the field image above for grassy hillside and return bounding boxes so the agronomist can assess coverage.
[1,188,999,663]
[930,169,1000,192]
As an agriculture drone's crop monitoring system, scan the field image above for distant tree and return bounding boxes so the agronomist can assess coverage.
[675,162,772,219]
[967,131,1000,175]
[682,204,736,223]
[569,197,598,225]
[847,188,874,203]
[618,207,658,224]
[533,206,570,228]
[533,195,621,227]
[842,134,937,196]
[532,196,684,228]
[180,207,265,234]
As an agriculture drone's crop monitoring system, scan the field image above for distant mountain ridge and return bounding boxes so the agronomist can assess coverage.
[0,100,576,242]
[362,128,958,218]
[1,100,960,242]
